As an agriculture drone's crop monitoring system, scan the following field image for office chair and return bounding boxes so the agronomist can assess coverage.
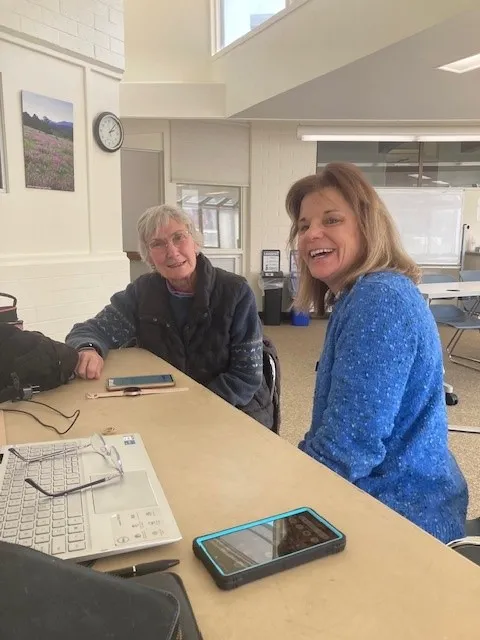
[459,270,480,315]
[262,337,281,434]
[448,518,480,566]
[422,273,480,373]
[420,275,462,403]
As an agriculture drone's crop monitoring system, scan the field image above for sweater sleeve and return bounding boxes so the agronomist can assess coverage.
[65,283,138,358]
[208,283,263,407]
[300,284,418,482]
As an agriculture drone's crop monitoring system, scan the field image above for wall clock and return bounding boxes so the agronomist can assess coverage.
[93,111,124,152]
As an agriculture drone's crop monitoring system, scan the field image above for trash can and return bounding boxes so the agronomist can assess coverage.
[0,292,23,329]
[259,271,284,325]
[287,274,310,327]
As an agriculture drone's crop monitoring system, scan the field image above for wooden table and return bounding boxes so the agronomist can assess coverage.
[4,349,480,639]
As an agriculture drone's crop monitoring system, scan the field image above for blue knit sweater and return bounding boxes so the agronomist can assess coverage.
[299,272,468,543]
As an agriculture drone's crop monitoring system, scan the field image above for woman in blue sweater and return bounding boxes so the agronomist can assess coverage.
[286,162,467,543]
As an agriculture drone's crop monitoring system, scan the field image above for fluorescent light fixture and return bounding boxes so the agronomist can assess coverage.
[438,52,480,74]
[298,129,480,143]
[432,180,450,185]
[417,135,480,142]
[300,134,415,142]
[408,174,431,180]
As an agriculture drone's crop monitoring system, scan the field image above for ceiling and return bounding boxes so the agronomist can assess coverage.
[233,9,480,122]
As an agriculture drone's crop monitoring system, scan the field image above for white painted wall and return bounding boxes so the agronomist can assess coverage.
[123,0,212,82]
[212,0,479,116]
[249,121,316,304]
[0,6,128,341]
[0,0,125,70]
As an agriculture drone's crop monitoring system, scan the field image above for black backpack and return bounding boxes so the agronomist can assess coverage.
[0,323,78,403]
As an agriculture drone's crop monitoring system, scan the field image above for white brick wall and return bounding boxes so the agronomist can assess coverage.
[250,122,317,277]
[0,257,130,341]
[0,0,124,70]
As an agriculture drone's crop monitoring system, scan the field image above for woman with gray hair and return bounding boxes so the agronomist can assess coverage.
[66,204,274,428]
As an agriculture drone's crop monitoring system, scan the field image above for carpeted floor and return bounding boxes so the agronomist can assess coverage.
[266,319,480,519]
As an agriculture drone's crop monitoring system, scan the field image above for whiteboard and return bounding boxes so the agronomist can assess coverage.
[376,189,464,266]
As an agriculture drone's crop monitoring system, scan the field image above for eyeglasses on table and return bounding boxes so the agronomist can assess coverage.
[8,433,124,498]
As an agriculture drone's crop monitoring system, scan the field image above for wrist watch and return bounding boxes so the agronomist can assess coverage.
[86,386,188,399]
[77,343,101,355]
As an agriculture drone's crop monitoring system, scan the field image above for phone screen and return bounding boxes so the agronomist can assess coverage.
[201,510,341,576]
[108,374,174,388]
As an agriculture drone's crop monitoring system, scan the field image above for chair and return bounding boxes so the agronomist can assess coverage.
[262,336,281,434]
[447,519,480,565]
[459,270,480,315]
[420,275,461,401]
[421,274,480,372]
[428,295,480,372]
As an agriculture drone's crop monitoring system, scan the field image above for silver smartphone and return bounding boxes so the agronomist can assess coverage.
[106,374,175,391]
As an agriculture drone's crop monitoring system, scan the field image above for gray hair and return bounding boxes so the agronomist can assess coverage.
[137,204,203,263]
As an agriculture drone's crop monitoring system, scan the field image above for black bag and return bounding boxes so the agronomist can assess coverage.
[0,541,186,640]
[133,572,203,639]
[0,324,78,403]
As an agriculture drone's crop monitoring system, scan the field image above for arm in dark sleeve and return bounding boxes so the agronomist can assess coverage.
[300,285,417,483]
[208,283,263,407]
[65,283,138,358]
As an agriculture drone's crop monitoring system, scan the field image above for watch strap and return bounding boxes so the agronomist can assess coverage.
[77,343,101,355]
[86,387,188,399]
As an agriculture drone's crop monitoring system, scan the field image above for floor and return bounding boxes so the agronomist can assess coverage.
[266,319,480,519]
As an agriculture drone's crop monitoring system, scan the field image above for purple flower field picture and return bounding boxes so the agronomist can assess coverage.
[21,91,74,192]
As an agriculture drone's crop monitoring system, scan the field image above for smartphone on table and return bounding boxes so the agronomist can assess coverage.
[193,507,346,590]
[106,374,175,391]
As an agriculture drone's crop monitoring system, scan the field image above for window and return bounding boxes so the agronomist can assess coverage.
[216,0,289,51]
[317,141,420,188]
[177,184,241,250]
[316,142,480,188]
[421,142,480,187]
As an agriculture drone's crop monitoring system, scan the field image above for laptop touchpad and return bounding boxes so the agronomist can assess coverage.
[91,470,158,514]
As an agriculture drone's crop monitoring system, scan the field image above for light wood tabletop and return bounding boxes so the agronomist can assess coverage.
[4,348,480,639]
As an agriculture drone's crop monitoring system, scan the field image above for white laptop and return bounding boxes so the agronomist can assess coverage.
[0,433,182,562]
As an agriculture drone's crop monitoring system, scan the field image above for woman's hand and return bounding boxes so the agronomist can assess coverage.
[75,349,104,380]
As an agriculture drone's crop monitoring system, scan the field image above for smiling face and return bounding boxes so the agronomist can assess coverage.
[297,188,363,293]
[147,219,198,286]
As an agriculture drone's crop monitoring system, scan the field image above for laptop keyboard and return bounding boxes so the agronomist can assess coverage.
[0,441,87,556]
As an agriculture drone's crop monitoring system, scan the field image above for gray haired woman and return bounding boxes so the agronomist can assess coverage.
[66,204,274,428]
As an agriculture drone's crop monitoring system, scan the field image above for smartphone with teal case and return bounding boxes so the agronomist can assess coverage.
[193,507,346,590]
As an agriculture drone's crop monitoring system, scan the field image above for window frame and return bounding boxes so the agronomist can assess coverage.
[211,0,308,56]
[176,183,246,275]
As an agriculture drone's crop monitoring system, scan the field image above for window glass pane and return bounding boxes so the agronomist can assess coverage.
[220,0,287,49]
[421,142,480,187]
[177,184,241,250]
[316,141,421,187]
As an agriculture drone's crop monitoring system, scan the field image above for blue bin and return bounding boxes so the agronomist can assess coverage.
[291,310,310,326]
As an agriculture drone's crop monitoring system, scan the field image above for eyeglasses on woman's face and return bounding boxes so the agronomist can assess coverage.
[148,230,191,255]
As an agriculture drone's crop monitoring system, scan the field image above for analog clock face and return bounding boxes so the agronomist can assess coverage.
[94,112,124,152]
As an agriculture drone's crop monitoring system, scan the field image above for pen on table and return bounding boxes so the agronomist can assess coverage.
[109,558,180,578]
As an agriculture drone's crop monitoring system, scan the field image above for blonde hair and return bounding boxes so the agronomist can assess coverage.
[286,162,420,314]
[137,204,203,264]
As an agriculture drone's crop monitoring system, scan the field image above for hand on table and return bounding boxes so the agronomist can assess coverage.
[75,349,104,380]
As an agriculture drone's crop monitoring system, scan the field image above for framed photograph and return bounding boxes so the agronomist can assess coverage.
[21,90,74,191]
[262,249,281,273]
